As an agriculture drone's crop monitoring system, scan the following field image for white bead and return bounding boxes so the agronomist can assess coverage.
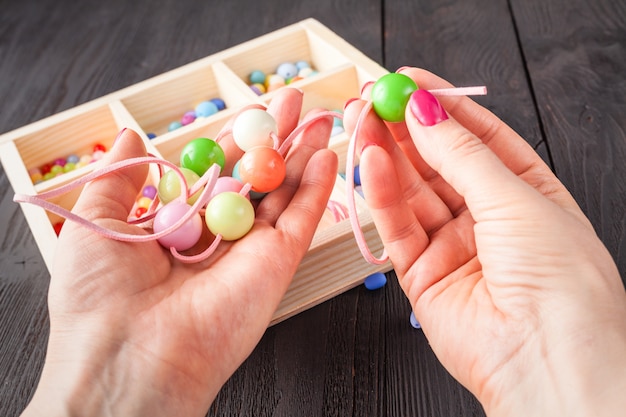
[232,109,277,152]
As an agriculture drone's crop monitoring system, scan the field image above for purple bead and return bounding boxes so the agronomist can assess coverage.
[409,311,421,329]
[54,158,66,167]
[153,201,203,251]
[181,111,196,126]
[142,185,157,199]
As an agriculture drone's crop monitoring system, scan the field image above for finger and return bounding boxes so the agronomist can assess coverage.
[72,128,148,222]
[400,67,583,214]
[274,149,338,249]
[404,89,559,223]
[266,87,304,139]
[256,108,333,225]
[359,144,430,275]
[344,98,453,234]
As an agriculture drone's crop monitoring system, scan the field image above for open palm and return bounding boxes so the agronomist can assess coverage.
[39,88,338,416]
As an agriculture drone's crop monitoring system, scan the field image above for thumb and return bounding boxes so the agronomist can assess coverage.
[72,128,149,222]
[404,89,541,221]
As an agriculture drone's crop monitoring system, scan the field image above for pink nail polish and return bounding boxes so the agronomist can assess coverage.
[343,97,359,111]
[409,90,448,126]
[113,128,127,146]
[360,81,374,95]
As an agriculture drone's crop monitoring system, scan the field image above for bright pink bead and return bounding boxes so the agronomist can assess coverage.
[153,201,203,251]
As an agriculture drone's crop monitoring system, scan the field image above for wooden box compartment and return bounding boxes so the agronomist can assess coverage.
[0,19,391,324]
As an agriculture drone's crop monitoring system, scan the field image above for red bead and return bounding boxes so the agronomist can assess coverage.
[135,207,148,218]
[53,222,64,236]
[93,143,107,152]
[238,146,286,193]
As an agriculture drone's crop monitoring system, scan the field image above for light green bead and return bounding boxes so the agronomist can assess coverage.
[205,191,254,241]
[158,167,202,205]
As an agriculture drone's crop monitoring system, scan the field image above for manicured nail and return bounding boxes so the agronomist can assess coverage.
[360,81,374,95]
[113,128,127,146]
[343,97,359,111]
[409,89,448,126]
[395,66,411,73]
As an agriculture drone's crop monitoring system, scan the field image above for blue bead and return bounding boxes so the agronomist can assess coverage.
[249,70,266,84]
[409,311,421,329]
[147,132,157,139]
[363,272,387,290]
[276,62,299,79]
[195,101,219,118]
[66,154,79,164]
[354,165,361,186]
[168,121,182,131]
[210,98,226,111]
[295,60,310,70]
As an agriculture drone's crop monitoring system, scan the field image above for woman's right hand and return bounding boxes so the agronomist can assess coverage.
[344,67,626,416]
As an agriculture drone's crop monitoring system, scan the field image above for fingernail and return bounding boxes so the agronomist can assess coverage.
[360,81,374,95]
[395,66,411,73]
[343,97,359,111]
[113,128,127,146]
[288,87,304,95]
[360,142,378,154]
[409,90,448,126]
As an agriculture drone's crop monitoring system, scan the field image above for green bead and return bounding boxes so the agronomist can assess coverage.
[158,167,202,205]
[180,138,225,176]
[371,73,418,122]
[205,191,255,241]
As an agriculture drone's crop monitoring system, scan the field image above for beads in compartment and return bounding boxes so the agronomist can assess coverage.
[247,60,317,95]
[149,97,227,138]
[30,143,108,184]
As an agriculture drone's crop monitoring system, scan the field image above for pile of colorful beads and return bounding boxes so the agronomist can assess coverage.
[29,143,108,184]
[248,60,317,95]
[147,97,227,137]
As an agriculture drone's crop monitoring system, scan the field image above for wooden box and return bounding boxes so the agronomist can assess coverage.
[0,19,392,324]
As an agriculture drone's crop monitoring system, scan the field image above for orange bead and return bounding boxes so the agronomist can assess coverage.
[238,146,286,193]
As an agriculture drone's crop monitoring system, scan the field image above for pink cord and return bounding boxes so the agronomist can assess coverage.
[13,84,486,265]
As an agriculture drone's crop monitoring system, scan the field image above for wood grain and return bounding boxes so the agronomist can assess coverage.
[1,0,624,416]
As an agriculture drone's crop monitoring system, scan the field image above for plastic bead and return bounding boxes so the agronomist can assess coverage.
[195,100,218,118]
[142,185,157,199]
[232,109,277,151]
[354,165,361,186]
[295,60,310,70]
[237,146,286,193]
[93,143,107,152]
[210,98,226,111]
[153,201,203,251]
[249,70,266,85]
[158,167,202,204]
[363,272,387,290]
[181,111,196,126]
[168,121,182,131]
[66,154,79,164]
[409,311,421,329]
[205,191,255,241]
[371,73,418,122]
[276,62,299,80]
[179,137,225,176]
[209,176,246,201]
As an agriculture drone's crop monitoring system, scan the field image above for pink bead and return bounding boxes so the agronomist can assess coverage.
[209,176,247,201]
[153,201,203,251]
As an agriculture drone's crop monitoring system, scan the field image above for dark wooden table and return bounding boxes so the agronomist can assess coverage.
[1,0,624,415]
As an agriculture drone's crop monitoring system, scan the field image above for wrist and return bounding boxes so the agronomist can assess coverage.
[482,312,626,416]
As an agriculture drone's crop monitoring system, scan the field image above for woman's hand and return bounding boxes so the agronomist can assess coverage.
[344,68,626,416]
[22,88,338,417]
